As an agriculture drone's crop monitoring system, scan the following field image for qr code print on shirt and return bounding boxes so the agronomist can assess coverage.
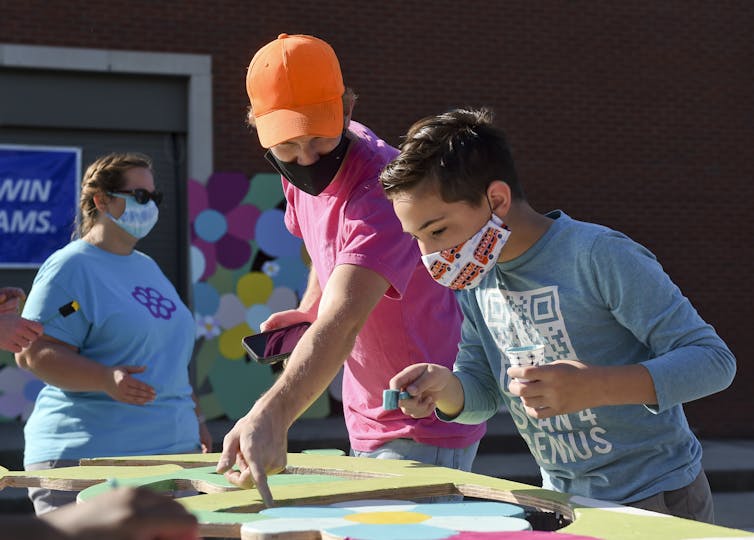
[482,285,575,362]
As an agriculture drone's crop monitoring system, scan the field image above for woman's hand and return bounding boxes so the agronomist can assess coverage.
[104,365,156,405]
[198,420,213,453]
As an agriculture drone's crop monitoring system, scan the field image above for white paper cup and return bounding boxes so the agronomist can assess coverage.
[505,344,545,382]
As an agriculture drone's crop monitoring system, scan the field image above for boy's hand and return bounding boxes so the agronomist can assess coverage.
[508,360,595,418]
[508,360,656,418]
[389,363,458,418]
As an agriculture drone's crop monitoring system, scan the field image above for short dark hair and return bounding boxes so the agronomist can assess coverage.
[380,107,522,205]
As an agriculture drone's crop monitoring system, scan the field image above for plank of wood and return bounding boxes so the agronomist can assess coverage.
[0,464,183,491]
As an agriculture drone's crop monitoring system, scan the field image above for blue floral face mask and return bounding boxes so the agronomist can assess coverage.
[107,193,159,239]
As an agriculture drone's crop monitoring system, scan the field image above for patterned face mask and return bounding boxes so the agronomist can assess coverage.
[421,214,510,290]
[107,194,159,239]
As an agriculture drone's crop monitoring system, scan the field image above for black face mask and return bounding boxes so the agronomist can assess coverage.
[264,133,351,196]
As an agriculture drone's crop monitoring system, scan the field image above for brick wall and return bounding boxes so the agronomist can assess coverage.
[2,1,752,436]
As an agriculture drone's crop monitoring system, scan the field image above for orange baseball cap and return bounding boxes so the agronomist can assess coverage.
[247,33,345,148]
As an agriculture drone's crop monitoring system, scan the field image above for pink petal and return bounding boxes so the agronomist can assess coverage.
[226,204,260,240]
[207,172,250,213]
[193,237,217,280]
[188,179,209,222]
[216,234,252,269]
[215,294,246,328]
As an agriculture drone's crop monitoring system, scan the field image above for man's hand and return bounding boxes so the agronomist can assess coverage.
[217,264,390,507]
[0,313,43,353]
[389,363,462,419]
[40,486,199,540]
[104,365,156,405]
[216,407,287,507]
[259,309,313,332]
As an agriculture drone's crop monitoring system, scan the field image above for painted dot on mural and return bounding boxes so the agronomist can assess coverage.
[246,172,287,210]
[190,245,205,284]
[255,208,302,257]
[268,255,310,297]
[237,272,274,307]
[195,209,228,243]
[266,286,299,313]
[214,293,246,330]
[193,281,221,316]
[245,303,273,332]
[218,323,252,360]
[23,378,45,402]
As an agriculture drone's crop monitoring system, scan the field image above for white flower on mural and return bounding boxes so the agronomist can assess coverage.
[262,260,281,277]
[195,314,222,340]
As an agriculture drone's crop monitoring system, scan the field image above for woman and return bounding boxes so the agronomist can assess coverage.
[16,153,211,515]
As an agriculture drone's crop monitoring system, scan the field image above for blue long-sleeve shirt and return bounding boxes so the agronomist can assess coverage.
[445,210,735,503]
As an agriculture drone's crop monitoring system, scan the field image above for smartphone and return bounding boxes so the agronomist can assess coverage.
[242,322,311,364]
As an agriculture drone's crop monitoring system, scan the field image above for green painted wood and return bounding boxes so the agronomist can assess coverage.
[3,453,752,539]
[302,449,346,456]
[0,464,183,490]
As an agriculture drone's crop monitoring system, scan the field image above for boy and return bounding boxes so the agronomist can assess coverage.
[380,107,735,523]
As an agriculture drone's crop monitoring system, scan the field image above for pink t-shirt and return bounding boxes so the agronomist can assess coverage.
[284,121,485,452]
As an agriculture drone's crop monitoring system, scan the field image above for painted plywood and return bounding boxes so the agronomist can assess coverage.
[3,453,752,540]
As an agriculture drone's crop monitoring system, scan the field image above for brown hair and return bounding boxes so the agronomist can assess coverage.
[380,107,523,206]
[245,88,358,130]
[76,152,153,237]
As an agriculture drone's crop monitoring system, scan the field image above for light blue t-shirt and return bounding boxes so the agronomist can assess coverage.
[22,240,199,465]
[447,211,735,503]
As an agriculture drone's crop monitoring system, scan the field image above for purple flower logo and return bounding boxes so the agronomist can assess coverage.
[132,286,176,320]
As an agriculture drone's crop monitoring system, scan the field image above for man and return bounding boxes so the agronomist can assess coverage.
[381,107,735,523]
[217,34,484,505]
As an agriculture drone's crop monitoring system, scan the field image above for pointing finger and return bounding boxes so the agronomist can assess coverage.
[250,461,274,507]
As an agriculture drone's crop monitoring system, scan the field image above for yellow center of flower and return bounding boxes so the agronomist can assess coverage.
[345,511,429,524]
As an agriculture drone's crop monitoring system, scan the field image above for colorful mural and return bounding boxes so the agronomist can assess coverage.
[0,171,329,423]
[189,171,328,421]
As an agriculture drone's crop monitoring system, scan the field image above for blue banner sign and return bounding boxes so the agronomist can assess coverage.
[0,145,81,267]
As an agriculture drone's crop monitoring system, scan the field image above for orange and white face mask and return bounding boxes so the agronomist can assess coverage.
[420,214,510,290]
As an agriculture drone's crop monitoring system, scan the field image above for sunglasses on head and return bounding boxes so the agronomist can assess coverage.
[109,189,163,206]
